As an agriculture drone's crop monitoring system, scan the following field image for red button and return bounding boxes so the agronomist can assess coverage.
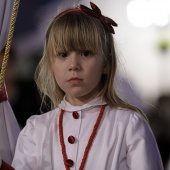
[68,136,75,144]
[65,159,74,167]
[72,111,79,119]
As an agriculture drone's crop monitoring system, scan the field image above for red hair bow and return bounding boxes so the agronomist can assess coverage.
[80,2,118,34]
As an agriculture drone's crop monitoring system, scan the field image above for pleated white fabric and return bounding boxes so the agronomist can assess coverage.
[12,97,163,170]
[0,100,20,164]
[0,0,14,51]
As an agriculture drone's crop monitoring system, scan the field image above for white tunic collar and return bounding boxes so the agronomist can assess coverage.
[58,96,107,112]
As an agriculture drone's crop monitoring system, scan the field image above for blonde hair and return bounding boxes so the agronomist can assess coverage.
[35,11,147,120]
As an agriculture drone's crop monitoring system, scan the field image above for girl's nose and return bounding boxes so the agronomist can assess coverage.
[69,52,81,71]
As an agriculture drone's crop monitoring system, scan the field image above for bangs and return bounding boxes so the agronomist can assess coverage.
[47,12,104,55]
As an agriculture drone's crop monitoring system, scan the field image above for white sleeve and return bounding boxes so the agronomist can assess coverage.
[126,113,164,170]
[12,116,38,170]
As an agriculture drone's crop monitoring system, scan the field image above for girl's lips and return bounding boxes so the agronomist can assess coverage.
[67,77,83,83]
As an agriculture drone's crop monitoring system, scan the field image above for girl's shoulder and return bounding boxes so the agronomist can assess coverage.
[106,106,153,142]
[107,105,142,117]
[106,106,148,127]
[24,108,60,130]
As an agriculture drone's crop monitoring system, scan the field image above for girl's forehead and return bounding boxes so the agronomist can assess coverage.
[48,13,106,54]
[52,32,103,53]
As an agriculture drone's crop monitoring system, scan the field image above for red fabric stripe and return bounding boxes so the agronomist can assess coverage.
[0,83,7,103]
[1,161,15,170]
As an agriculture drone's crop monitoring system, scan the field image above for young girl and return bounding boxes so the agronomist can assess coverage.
[10,2,163,170]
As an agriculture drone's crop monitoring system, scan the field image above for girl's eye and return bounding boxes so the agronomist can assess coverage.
[57,52,68,58]
[81,50,93,57]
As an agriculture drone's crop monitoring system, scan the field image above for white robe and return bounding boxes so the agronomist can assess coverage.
[12,97,163,170]
[0,0,20,165]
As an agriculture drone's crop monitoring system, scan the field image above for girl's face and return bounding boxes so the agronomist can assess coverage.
[52,50,106,106]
